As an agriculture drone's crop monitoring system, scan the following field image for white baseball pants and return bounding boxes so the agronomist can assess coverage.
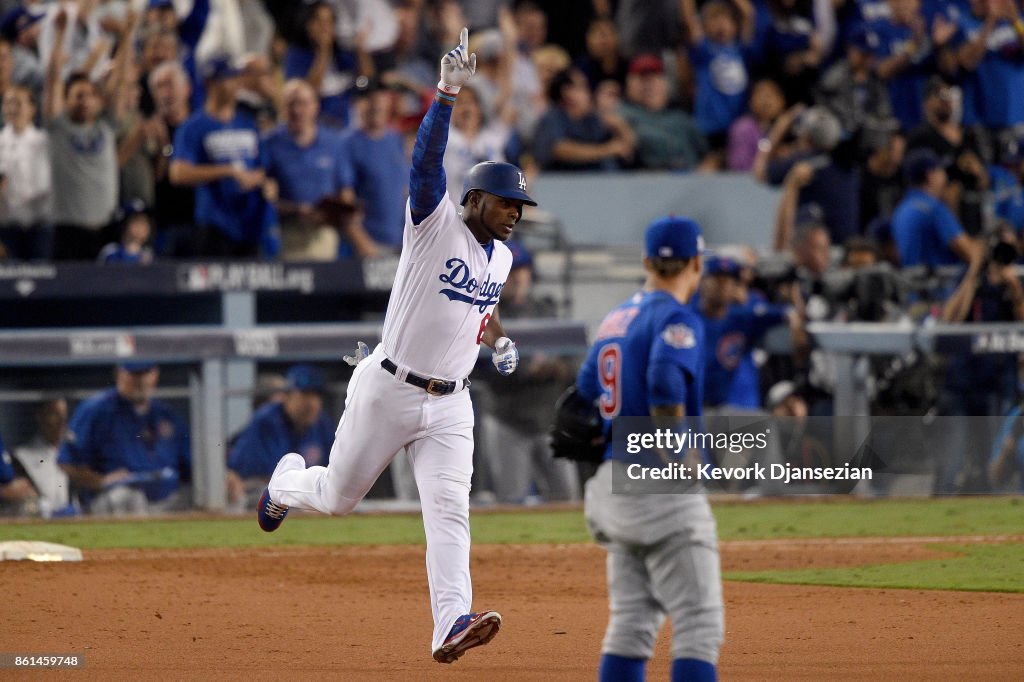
[268,345,475,652]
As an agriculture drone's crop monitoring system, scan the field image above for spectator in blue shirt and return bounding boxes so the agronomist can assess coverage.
[1,432,39,516]
[264,79,358,261]
[341,78,409,251]
[226,364,335,509]
[284,1,362,129]
[97,200,155,264]
[58,363,191,515]
[890,148,980,267]
[681,0,756,152]
[870,0,958,131]
[169,56,280,258]
[950,0,1024,130]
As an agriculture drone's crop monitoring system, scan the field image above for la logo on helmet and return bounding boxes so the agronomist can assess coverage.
[517,172,527,191]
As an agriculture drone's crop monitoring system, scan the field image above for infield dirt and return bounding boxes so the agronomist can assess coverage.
[5,539,1023,680]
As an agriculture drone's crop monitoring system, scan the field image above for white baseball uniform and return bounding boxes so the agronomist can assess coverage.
[269,190,512,653]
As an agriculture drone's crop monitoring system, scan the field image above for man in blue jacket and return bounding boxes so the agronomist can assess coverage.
[227,364,335,508]
[59,363,191,515]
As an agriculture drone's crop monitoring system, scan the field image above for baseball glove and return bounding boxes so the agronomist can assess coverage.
[549,385,606,463]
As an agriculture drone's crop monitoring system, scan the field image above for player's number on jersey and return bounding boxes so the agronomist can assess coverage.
[476,313,492,345]
[598,343,622,419]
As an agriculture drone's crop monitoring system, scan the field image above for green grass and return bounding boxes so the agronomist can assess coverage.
[0,509,591,549]
[0,497,1021,550]
[725,543,1024,593]
[3,497,1022,591]
[712,496,1024,540]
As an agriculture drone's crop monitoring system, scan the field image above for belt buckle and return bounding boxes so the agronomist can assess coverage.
[426,378,448,396]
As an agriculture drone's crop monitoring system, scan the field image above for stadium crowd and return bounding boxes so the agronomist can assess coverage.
[2,0,1024,514]
[1,0,1024,263]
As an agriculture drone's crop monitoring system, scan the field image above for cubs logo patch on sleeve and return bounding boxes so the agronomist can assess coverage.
[662,323,696,349]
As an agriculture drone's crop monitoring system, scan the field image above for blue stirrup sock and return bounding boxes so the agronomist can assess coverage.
[599,653,645,681]
[671,657,716,682]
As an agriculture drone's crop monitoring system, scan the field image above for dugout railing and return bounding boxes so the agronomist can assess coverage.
[0,320,589,511]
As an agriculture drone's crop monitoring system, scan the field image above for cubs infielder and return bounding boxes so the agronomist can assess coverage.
[577,217,725,681]
[256,28,532,664]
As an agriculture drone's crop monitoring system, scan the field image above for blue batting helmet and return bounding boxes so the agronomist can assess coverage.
[460,161,537,206]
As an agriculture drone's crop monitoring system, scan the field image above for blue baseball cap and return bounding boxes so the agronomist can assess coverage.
[117,198,150,223]
[0,6,45,41]
[903,148,945,185]
[201,55,244,82]
[847,23,878,53]
[285,364,325,392]
[704,255,742,278]
[120,361,158,373]
[644,216,704,260]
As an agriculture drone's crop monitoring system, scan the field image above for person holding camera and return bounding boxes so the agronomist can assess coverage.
[758,105,861,244]
[935,226,1024,493]
[906,77,988,236]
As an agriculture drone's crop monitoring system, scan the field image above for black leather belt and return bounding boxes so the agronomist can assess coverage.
[380,358,465,396]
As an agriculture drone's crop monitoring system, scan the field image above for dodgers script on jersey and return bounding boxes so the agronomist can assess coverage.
[381,191,513,380]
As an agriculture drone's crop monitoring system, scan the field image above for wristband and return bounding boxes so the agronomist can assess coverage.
[435,88,457,104]
[437,81,461,95]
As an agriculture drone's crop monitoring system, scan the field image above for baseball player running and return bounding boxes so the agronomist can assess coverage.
[576,217,725,681]
[255,28,533,664]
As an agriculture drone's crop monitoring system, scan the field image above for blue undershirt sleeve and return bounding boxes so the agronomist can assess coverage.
[409,99,453,225]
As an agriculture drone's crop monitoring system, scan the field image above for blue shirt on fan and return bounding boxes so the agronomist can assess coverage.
[263,125,354,205]
[58,389,191,503]
[890,188,965,267]
[171,111,278,251]
[577,290,705,459]
[948,9,1024,128]
[341,128,409,249]
[228,402,336,479]
[868,19,933,131]
[690,38,751,136]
